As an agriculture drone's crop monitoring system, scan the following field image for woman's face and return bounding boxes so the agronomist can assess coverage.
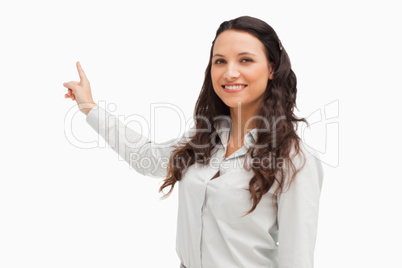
[211,30,273,113]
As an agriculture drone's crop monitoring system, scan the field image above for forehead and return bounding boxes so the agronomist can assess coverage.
[213,30,265,55]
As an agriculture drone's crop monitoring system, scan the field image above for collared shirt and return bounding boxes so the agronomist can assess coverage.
[86,105,324,268]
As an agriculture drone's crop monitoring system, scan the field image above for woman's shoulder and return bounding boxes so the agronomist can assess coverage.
[288,139,322,169]
[282,139,324,190]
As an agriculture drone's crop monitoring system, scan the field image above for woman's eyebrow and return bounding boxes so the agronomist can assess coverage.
[238,52,257,56]
[212,52,257,58]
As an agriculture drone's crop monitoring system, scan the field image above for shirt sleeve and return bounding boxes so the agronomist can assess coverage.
[277,147,324,268]
[85,105,195,178]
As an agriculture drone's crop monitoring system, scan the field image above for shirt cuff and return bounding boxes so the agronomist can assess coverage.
[86,105,102,133]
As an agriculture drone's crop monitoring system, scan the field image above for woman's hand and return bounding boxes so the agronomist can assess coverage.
[63,61,97,115]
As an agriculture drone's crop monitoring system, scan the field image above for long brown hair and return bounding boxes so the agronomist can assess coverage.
[159,16,308,214]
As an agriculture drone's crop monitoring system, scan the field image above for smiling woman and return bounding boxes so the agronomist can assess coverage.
[63,15,324,268]
[211,30,273,128]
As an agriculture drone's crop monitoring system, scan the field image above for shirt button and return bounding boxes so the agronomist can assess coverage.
[276,241,279,246]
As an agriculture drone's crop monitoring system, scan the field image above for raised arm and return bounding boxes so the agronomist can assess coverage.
[277,146,324,268]
[63,61,194,178]
[85,105,194,178]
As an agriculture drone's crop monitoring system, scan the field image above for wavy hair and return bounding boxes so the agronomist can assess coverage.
[159,16,308,214]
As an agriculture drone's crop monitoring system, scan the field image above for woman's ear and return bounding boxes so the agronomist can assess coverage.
[268,69,274,80]
[268,64,275,80]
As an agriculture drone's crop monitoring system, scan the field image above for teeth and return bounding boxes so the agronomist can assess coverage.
[225,85,246,90]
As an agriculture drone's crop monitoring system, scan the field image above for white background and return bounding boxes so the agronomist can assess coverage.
[1,0,401,267]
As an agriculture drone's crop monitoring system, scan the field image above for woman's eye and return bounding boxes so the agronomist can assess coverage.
[241,58,253,63]
[214,59,225,64]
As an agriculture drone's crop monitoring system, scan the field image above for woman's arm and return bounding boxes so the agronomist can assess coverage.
[277,146,324,268]
[63,61,194,178]
[86,105,194,178]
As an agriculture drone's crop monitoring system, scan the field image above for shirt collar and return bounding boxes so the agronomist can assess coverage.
[214,116,258,149]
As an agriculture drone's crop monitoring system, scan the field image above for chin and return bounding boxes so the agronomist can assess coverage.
[221,98,245,109]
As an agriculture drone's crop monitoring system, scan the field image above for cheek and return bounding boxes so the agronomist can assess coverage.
[211,68,222,89]
[249,67,269,88]
[211,67,218,81]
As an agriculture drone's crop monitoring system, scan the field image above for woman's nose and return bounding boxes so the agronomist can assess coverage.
[223,65,240,80]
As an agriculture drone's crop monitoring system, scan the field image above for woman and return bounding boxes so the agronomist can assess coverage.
[63,16,324,268]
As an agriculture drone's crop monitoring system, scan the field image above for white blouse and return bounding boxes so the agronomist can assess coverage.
[86,105,324,268]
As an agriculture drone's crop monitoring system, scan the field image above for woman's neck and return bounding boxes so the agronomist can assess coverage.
[229,103,261,148]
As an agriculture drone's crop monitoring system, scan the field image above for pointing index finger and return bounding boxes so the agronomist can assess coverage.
[76,61,88,82]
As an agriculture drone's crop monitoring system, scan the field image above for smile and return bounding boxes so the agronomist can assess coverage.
[222,84,247,92]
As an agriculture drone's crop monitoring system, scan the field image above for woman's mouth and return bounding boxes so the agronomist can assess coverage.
[222,84,247,92]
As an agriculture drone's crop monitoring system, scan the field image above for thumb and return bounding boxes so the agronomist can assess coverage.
[63,81,79,91]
